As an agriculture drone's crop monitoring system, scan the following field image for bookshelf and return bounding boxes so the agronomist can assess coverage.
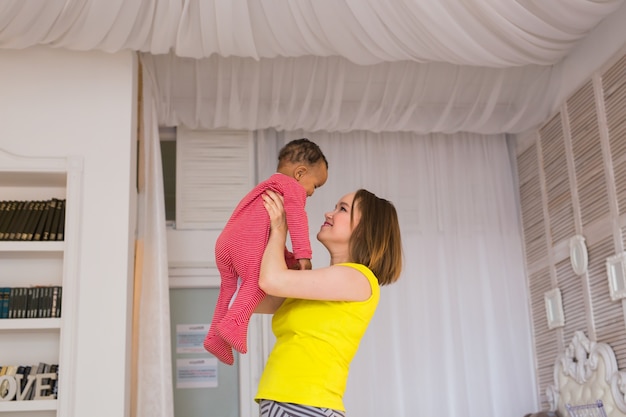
[0,148,82,416]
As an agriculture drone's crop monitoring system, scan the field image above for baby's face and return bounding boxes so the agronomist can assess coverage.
[298,162,328,197]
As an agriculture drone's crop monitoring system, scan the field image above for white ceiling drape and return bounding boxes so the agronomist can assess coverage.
[1,0,622,67]
[141,52,561,134]
[3,0,624,135]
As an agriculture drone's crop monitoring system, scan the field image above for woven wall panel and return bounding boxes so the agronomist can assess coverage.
[587,235,626,366]
[529,266,560,406]
[517,144,549,265]
[519,51,626,409]
[568,80,610,228]
[602,55,626,216]
[540,114,575,245]
[603,330,626,371]
[556,258,587,343]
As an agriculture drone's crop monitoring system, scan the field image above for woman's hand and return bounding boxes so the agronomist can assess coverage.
[260,190,290,296]
[262,190,287,234]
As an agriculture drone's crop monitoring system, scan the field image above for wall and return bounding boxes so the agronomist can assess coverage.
[514,46,626,410]
[551,4,626,115]
[0,46,137,417]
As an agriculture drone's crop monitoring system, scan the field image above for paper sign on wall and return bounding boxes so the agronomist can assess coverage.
[176,324,209,353]
[176,357,218,389]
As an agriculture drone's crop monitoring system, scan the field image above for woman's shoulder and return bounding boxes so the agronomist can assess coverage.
[336,262,370,272]
[336,263,378,284]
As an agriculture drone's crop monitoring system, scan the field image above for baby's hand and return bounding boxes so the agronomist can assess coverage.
[298,259,312,270]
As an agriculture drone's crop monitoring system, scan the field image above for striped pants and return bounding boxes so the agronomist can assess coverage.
[259,400,346,417]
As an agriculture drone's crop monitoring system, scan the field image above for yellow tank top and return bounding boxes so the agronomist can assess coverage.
[254,263,380,411]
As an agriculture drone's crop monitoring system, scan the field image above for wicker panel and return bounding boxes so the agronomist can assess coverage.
[557,258,587,342]
[602,55,626,216]
[568,80,610,228]
[587,235,625,364]
[529,266,560,403]
[603,332,626,371]
[517,144,549,265]
[578,168,611,227]
[539,114,575,245]
[616,161,626,217]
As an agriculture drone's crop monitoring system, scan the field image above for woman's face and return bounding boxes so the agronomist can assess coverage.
[317,192,360,245]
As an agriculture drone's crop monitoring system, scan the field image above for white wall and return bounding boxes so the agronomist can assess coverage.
[552,1,626,113]
[0,46,137,417]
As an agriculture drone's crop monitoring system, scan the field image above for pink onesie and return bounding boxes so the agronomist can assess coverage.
[204,173,312,365]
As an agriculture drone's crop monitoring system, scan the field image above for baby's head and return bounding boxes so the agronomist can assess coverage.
[277,138,328,197]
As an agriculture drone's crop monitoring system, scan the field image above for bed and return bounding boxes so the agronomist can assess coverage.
[545,331,626,417]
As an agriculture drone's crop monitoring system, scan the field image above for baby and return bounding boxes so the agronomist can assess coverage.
[204,138,328,365]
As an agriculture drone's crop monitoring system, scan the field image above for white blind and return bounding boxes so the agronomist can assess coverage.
[176,128,253,229]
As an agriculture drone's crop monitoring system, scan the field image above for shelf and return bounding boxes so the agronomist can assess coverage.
[0,318,61,330]
[0,149,82,417]
[0,399,57,412]
[0,241,64,252]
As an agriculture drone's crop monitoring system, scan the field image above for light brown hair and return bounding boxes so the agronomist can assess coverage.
[349,189,403,286]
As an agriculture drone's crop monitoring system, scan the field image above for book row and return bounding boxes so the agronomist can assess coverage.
[0,286,62,319]
[0,362,58,401]
[0,198,66,241]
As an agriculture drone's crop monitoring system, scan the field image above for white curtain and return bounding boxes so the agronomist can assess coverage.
[134,61,175,417]
[142,52,561,135]
[255,130,536,417]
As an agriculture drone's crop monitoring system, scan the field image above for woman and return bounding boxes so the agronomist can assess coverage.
[255,188,403,417]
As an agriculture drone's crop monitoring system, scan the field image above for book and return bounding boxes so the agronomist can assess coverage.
[22,200,44,241]
[3,201,23,240]
[56,199,66,241]
[14,365,25,395]
[0,365,17,398]
[14,200,35,240]
[27,287,38,318]
[0,201,7,237]
[0,200,17,240]
[17,287,28,319]
[33,200,52,241]
[0,287,10,318]
[7,287,18,318]
[38,363,50,398]
[46,286,54,318]
[56,286,62,317]
[27,362,47,400]
[37,286,46,318]
[49,199,64,241]
[50,286,62,318]
[7,201,26,240]
[41,198,58,241]
[19,365,32,396]
[49,364,59,398]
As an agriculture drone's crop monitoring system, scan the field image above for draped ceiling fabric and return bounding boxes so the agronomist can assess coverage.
[1,0,625,134]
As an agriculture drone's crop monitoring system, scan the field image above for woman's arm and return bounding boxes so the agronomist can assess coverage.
[254,294,285,314]
[260,190,371,301]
